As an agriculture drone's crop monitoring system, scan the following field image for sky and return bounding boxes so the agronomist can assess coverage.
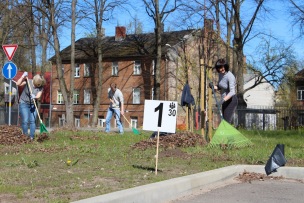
[56,1,304,62]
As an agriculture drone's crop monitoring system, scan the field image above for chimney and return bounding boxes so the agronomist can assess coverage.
[204,19,213,32]
[115,26,126,41]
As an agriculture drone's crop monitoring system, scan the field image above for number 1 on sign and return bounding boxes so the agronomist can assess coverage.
[143,100,177,133]
[154,103,163,127]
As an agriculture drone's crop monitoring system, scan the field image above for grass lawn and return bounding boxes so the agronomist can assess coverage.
[0,128,304,202]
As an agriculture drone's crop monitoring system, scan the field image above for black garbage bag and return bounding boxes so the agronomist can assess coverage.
[149,131,171,139]
[265,144,287,175]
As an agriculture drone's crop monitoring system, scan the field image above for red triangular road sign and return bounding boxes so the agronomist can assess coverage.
[2,44,18,61]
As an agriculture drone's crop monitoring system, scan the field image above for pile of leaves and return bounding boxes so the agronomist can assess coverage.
[132,131,208,150]
[236,171,284,183]
[0,125,206,150]
[0,125,49,145]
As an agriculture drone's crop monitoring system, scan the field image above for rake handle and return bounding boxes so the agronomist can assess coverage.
[26,78,43,122]
[208,78,224,119]
[122,113,131,126]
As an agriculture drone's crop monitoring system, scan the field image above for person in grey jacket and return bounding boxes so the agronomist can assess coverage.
[211,59,238,123]
[105,83,124,134]
[16,72,46,140]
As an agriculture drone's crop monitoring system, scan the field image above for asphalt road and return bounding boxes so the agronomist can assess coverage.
[170,179,304,203]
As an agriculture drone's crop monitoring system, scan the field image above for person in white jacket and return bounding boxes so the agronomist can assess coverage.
[105,83,124,134]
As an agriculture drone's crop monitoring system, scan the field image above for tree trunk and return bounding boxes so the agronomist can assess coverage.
[30,1,36,75]
[154,0,161,100]
[67,0,77,127]
[91,0,104,127]
[46,0,72,126]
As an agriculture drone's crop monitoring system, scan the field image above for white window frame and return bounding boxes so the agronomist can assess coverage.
[134,61,141,75]
[84,63,90,77]
[84,89,91,104]
[151,88,154,100]
[75,64,80,78]
[57,91,64,104]
[59,117,65,126]
[152,60,155,75]
[131,117,138,129]
[75,117,80,127]
[112,62,118,76]
[297,86,304,100]
[98,117,106,127]
[133,88,140,104]
[73,90,80,104]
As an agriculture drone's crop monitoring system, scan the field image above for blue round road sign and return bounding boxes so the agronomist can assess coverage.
[2,62,17,79]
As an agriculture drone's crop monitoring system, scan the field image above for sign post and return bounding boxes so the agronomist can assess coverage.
[143,100,178,175]
[2,44,18,126]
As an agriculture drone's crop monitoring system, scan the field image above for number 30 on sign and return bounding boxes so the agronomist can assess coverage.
[143,100,178,133]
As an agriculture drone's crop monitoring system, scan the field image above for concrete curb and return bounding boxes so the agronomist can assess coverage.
[72,165,304,203]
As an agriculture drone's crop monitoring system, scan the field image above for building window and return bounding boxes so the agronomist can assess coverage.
[84,89,91,104]
[84,63,91,77]
[134,61,141,75]
[133,88,140,104]
[75,64,80,77]
[75,117,80,127]
[131,117,138,129]
[112,62,118,76]
[84,114,90,119]
[57,91,64,104]
[297,86,304,100]
[59,115,65,126]
[73,90,80,104]
[151,88,154,100]
[98,117,105,127]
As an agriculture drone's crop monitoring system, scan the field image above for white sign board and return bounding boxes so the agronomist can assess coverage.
[143,100,177,133]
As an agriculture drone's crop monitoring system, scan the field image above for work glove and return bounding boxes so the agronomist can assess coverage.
[22,72,28,78]
[30,94,36,100]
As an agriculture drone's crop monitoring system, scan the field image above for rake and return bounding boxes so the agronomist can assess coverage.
[26,78,48,134]
[122,114,140,135]
[208,80,252,148]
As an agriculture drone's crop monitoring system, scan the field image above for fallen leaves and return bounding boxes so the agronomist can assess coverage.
[0,125,49,145]
[132,131,208,150]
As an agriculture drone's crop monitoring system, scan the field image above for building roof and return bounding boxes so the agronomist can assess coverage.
[295,69,304,81]
[49,29,199,63]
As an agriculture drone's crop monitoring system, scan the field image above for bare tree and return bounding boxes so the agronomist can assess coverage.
[288,0,304,37]
[0,0,12,104]
[0,0,34,102]
[142,0,181,100]
[126,15,144,34]
[41,0,77,126]
[37,0,51,75]
[245,37,297,92]
[82,0,130,126]
[68,0,77,127]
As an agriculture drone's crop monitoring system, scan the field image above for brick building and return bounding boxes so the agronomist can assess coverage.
[49,22,227,129]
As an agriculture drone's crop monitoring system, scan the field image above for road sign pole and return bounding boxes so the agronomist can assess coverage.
[8,80,12,126]
[2,44,18,126]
